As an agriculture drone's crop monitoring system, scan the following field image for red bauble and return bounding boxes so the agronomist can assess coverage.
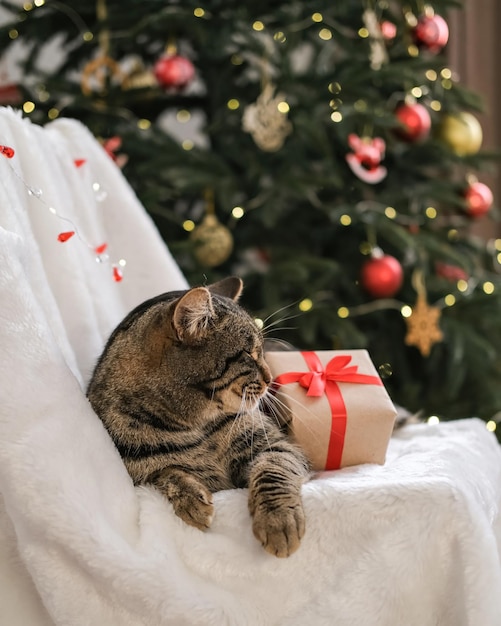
[435,262,468,282]
[380,21,397,41]
[413,14,449,54]
[463,181,493,218]
[360,254,403,298]
[153,54,195,89]
[395,102,431,142]
[0,83,22,105]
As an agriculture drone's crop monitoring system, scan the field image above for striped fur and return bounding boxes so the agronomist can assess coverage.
[87,277,310,557]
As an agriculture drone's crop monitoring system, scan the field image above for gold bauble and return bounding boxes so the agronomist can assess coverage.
[190,214,234,267]
[438,111,483,156]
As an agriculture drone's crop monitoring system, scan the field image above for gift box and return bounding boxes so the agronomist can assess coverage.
[265,350,397,471]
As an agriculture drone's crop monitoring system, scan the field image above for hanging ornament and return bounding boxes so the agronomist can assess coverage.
[122,57,157,90]
[242,82,292,152]
[362,9,388,70]
[413,10,449,54]
[360,249,403,298]
[438,111,483,156]
[154,43,195,90]
[463,180,493,218]
[435,262,468,282]
[380,21,397,41]
[101,136,128,168]
[234,248,271,275]
[190,190,234,267]
[81,56,124,96]
[404,271,443,356]
[346,134,387,184]
[0,82,23,106]
[81,0,124,96]
[395,101,431,142]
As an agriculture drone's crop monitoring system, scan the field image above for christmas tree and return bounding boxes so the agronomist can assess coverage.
[1,0,500,433]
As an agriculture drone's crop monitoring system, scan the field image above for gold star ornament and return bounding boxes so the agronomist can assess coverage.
[404,293,444,356]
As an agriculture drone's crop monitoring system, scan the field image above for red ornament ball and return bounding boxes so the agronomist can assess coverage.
[154,54,195,89]
[395,102,431,142]
[413,14,449,54]
[435,262,468,282]
[463,181,493,218]
[380,21,397,41]
[360,254,403,299]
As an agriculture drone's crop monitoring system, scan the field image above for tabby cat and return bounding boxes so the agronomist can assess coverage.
[87,277,310,557]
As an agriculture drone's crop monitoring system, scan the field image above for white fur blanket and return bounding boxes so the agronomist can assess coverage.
[1,107,501,626]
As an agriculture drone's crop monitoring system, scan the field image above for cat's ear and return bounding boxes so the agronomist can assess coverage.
[208,276,243,302]
[172,287,215,342]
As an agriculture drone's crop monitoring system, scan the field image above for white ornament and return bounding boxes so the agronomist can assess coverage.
[362,9,389,71]
[242,83,292,152]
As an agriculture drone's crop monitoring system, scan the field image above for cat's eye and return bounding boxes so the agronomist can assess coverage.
[245,349,259,361]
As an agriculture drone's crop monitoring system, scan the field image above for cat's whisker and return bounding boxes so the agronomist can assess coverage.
[261,312,303,334]
[266,386,324,445]
[263,337,296,352]
[248,391,268,459]
[262,326,299,337]
[255,409,273,453]
[260,389,285,430]
[260,300,301,327]
[241,390,257,461]
[227,398,246,446]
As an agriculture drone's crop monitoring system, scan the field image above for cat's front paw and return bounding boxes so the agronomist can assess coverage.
[251,500,305,558]
[171,482,214,531]
[152,471,214,531]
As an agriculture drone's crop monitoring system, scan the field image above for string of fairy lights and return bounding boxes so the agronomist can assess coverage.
[0,144,126,281]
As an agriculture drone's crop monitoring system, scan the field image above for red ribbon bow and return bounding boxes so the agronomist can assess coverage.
[274,352,382,470]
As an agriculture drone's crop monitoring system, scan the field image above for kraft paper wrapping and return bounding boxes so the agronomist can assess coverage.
[265,350,398,471]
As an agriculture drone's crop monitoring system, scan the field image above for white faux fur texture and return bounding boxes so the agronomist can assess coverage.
[1,107,501,625]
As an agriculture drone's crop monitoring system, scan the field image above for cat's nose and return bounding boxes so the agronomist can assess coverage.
[261,360,272,385]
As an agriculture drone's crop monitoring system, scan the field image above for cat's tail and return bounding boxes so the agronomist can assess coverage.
[393,405,422,431]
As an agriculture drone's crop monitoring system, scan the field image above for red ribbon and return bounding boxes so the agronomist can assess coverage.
[274,352,382,470]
